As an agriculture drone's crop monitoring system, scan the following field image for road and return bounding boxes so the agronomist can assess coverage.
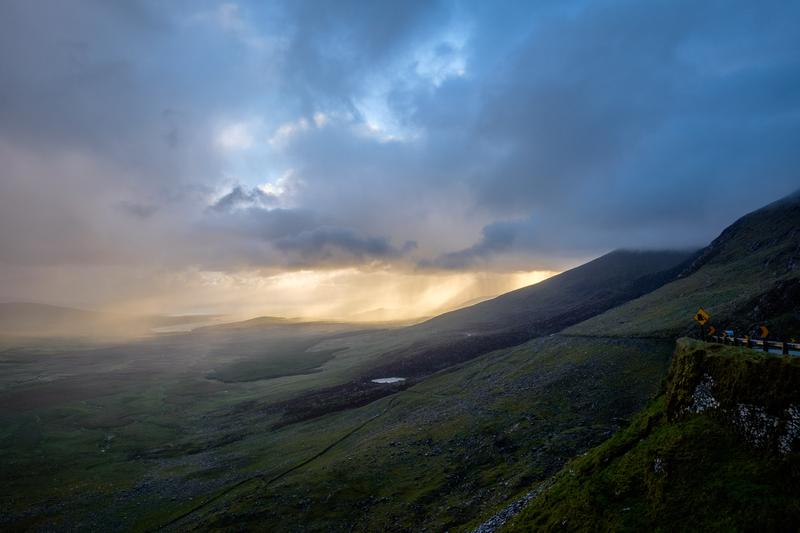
[707,336,800,356]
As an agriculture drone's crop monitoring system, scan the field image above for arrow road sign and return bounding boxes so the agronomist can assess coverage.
[759,325,770,338]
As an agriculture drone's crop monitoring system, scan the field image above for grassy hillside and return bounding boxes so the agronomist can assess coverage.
[0,335,673,531]
[568,191,800,339]
[505,339,800,532]
[4,194,797,531]
[167,336,673,532]
[0,248,692,530]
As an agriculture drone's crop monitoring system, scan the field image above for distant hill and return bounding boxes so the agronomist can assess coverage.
[568,189,800,339]
[345,294,497,324]
[0,302,219,338]
[0,302,110,337]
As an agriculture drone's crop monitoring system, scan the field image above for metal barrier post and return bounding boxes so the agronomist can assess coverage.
[783,342,789,355]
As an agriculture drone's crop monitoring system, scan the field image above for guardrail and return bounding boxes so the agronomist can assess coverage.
[707,335,800,356]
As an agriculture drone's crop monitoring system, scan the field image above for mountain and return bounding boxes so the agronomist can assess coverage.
[568,190,800,339]
[4,193,798,531]
[266,249,695,428]
[421,249,695,334]
[489,190,800,530]
[505,339,800,532]
[362,249,695,379]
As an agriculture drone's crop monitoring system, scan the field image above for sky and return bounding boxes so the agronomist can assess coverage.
[1,0,799,320]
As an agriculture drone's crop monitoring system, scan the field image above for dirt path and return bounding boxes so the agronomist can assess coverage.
[470,478,555,533]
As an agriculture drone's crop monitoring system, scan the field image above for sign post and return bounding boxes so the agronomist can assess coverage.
[694,308,710,341]
[760,325,770,353]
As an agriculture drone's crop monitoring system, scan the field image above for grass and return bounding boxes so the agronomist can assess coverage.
[566,253,798,338]
[0,335,673,531]
[171,336,673,532]
[0,322,397,530]
[206,343,345,382]
[506,402,800,532]
[567,195,800,339]
[505,339,800,532]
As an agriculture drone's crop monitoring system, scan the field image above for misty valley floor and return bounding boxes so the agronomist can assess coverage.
[0,326,672,531]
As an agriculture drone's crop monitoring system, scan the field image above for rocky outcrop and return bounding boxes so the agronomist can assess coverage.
[666,338,800,455]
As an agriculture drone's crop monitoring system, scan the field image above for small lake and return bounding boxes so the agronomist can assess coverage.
[371,377,406,384]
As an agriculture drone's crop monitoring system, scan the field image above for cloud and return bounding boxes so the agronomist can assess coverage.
[118,201,158,219]
[269,117,312,147]
[275,227,416,265]
[1,0,800,314]
[210,185,278,212]
[421,222,516,269]
[196,203,417,269]
[216,122,256,151]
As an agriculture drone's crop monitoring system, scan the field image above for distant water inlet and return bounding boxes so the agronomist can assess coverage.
[371,377,406,384]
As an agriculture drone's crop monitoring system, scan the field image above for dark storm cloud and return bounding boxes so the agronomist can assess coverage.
[196,205,416,269]
[1,0,799,279]
[275,227,415,264]
[422,222,517,270]
[260,0,800,267]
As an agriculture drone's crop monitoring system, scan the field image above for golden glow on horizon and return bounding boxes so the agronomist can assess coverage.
[1,264,559,323]
[188,267,560,322]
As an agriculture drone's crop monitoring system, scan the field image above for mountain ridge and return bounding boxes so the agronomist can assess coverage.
[568,190,800,338]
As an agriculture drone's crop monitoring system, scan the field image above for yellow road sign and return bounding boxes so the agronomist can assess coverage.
[694,308,710,326]
[707,325,716,336]
[759,325,769,338]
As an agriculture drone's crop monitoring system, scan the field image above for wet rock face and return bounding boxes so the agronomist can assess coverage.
[669,340,800,456]
[779,405,800,455]
[685,377,800,454]
[732,404,775,449]
[687,374,720,414]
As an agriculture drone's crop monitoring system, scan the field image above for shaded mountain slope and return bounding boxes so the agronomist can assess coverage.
[568,190,800,338]
[263,250,694,428]
[505,339,800,532]
[361,250,694,379]
[420,250,695,334]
